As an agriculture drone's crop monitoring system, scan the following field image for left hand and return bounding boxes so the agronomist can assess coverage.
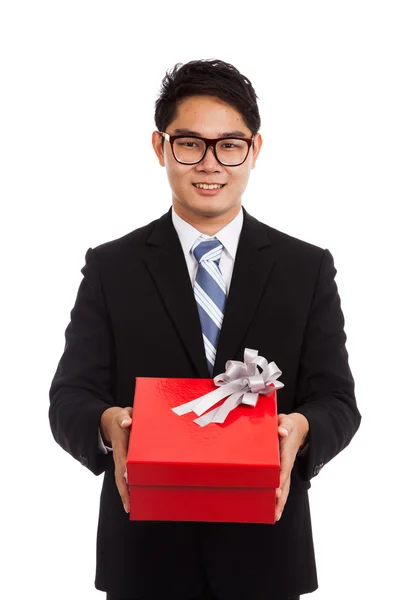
[275,412,309,522]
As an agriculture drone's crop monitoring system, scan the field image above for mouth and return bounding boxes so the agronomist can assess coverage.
[193,182,226,189]
[192,183,226,196]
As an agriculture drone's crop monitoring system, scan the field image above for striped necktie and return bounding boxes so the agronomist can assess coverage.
[192,238,227,375]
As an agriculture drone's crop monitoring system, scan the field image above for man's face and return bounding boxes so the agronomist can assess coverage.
[152,95,262,222]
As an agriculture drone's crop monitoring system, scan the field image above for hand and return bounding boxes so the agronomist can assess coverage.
[275,412,309,522]
[100,406,133,514]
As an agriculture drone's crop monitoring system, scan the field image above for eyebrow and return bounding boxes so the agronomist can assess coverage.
[172,128,249,138]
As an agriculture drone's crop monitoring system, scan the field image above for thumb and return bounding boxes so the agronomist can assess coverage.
[120,407,133,428]
[277,413,289,437]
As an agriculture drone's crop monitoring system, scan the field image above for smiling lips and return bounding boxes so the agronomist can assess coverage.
[193,183,226,190]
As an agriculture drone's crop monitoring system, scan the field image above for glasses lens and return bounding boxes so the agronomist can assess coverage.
[216,139,249,165]
[173,137,206,164]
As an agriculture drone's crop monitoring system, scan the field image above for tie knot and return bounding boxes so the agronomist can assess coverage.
[192,238,223,264]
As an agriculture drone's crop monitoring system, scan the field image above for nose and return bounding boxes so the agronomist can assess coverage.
[198,145,221,170]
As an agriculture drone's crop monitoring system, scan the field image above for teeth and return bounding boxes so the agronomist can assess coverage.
[194,183,224,190]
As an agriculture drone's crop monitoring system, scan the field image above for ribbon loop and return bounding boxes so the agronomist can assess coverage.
[247,374,265,393]
[171,348,284,427]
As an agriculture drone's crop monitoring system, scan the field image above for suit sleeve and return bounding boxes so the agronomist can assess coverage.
[48,248,115,476]
[293,249,361,482]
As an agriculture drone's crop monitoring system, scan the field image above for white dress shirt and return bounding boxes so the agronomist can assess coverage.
[171,206,243,294]
[98,207,244,453]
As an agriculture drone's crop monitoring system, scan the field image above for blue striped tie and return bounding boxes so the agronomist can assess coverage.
[192,238,227,375]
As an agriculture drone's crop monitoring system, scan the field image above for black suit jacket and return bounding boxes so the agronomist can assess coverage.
[49,207,361,600]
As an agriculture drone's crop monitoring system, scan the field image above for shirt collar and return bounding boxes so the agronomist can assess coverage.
[171,206,243,260]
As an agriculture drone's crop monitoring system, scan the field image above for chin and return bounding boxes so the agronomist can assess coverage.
[191,203,233,218]
[191,197,237,215]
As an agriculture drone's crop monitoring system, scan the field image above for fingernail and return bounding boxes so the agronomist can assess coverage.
[124,470,127,481]
[124,503,129,513]
[280,428,289,436]
[276,488,282,498]
[121,419,131,426]
[276,512,282,521]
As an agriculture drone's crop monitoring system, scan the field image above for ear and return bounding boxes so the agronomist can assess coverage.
[152,131,165,167]
[251,133,263,169]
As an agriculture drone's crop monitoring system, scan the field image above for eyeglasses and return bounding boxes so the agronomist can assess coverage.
[159,132,254,167]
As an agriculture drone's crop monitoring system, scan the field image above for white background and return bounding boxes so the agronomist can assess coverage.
[1,1,399,599]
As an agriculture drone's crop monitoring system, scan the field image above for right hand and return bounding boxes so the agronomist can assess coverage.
[101,406,133,513]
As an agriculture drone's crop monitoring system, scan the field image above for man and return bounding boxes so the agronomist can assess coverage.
[49,59,361,600]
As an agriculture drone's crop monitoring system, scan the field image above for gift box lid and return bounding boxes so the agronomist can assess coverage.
[127,377,280,489]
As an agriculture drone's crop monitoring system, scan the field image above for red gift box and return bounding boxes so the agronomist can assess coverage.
[126,377,280,524]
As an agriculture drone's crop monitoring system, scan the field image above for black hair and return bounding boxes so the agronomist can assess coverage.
[154,59,261,146]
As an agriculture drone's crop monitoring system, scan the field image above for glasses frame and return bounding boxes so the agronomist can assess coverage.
[159,131,254,167]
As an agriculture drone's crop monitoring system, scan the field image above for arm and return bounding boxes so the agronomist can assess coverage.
[48,248,116,476]
[275,249,361,520]
[293,249,362,482]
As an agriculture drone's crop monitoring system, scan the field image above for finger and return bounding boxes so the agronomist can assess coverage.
[115,466,130,513]
[111,410,132,513]
[278,439,296,491]
[114,441,130,512]
[279,462,290,493]
[275,475,291,521]
[112,423,130,455]
[279,437,293,470]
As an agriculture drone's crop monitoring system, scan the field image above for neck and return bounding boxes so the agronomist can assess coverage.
[172,202,242,236]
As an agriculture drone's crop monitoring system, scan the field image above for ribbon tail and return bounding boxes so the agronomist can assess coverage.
[210,391,245,424]
[171,397,202,416]
[193,406,222,427]
[193,390,246,426]
[172,381,243,417]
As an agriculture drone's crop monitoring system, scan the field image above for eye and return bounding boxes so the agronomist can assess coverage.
[177,141,199,148]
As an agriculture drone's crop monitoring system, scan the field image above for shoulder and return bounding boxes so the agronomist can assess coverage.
[244,211,337,295]
[244,210,327,263]
[95,218,159,253]
[86,213,165,267]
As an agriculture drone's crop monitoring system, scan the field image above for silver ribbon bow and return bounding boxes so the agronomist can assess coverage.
[171,348,284,427]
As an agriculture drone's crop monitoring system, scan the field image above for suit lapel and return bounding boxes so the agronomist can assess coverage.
[143,209,210,378]
[213,208,276,375]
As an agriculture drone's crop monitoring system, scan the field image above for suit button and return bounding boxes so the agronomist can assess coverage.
[313,462,324,476]
[79,454,89,467]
